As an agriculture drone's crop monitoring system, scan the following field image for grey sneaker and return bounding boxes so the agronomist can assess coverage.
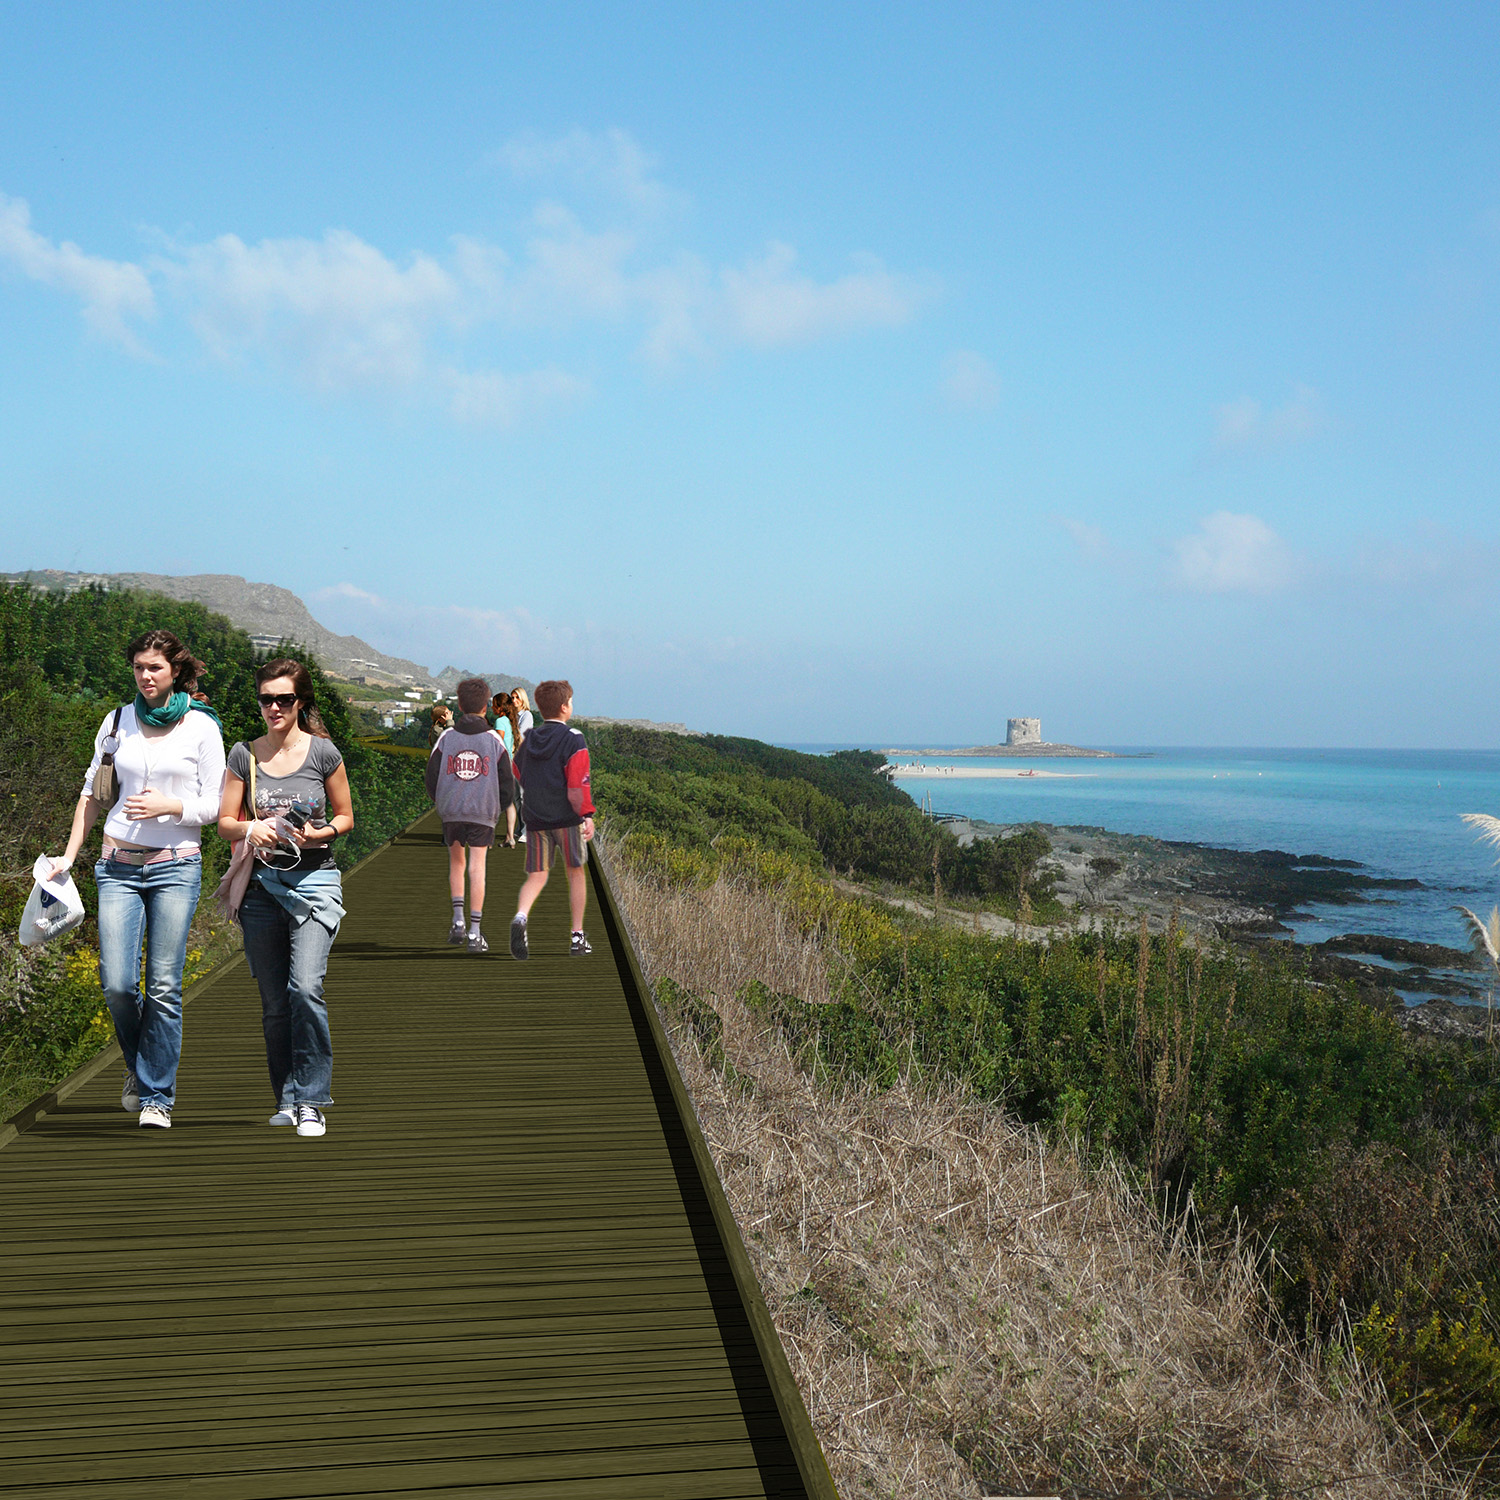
[295,1105,327,1138]
[447,921,466,945]
[467,931,489,956]
[570,931,592,957]
[509,914,529,961]
[138,1104,171,1129]
[122,1069,140,1113]
[269,1104,296,1126]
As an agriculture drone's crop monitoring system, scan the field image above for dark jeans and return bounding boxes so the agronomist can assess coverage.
[240,885,336,1108]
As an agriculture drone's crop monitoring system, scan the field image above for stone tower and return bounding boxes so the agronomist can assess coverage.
[1006,717,1042,747]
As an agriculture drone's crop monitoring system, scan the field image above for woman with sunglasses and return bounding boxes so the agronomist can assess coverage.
[217,659,353,1138]
[52,629,226,1129]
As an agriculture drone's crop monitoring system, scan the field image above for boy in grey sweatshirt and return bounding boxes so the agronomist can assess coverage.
[424,677,515,954]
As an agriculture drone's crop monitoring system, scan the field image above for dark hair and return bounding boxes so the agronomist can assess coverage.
[456,677,490,714]
[256,658,330,739]
[534,679,573,719]
[126,629,207,696]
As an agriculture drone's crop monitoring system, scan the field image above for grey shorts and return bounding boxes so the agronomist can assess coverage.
[443,821,494,848]
[524,824,587,874]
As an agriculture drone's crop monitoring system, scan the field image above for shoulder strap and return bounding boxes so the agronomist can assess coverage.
[100,705,123,765]
[238,742,257,820]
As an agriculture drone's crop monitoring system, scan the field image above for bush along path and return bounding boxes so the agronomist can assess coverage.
[587,727,1500,1488]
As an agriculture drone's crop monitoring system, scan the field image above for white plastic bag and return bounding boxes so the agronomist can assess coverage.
[19,854,86,947]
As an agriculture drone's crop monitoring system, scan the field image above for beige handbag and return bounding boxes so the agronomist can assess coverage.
[92,706,125,808]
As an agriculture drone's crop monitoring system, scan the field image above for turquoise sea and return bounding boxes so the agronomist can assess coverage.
[789,746,1500,959]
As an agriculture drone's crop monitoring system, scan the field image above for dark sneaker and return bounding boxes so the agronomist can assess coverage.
[570,931,592,957]
[509,914,529,961]
[122,1069,140,1113]
[447,921,466,946]
[295,1105,327,1138]
[467,931,489,956]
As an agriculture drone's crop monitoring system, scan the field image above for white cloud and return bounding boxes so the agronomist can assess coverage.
[0,149,931,424]
[495,127,681,218]
[443,365,591,427]
[0,192,155,349]
[1060,517,1108,557]
[1169,511,1299,593]
[718,243,924,348]
[1347,528,1500,603]
[941,350,1002,411]
[313,582,385,606]
[1212,384,1325,451]
[158,229,463,391]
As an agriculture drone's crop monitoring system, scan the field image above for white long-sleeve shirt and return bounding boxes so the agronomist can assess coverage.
[82,704,227,848]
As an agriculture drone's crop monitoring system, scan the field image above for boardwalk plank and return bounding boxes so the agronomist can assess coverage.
[0,814,820,1498]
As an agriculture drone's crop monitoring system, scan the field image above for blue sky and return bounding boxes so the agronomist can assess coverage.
[3,3,1499,745]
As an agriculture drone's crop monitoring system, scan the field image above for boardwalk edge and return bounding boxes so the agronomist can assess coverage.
[590,846,841,1500]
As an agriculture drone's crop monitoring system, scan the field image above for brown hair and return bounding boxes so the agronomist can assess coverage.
[534,679,573,719]
[256,658,330,738]
[431,704,453,728]
[456,677,490,714]
[496,692,521,745]
[125,629,207,696]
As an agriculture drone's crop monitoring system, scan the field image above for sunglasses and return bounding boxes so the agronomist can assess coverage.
[258,693,300,709]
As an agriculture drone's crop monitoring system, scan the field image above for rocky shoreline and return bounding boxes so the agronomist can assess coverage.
[953,819,1497,1044]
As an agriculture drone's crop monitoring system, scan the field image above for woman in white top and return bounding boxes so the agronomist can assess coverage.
[510,688,534,841]
[52,629,227,1128]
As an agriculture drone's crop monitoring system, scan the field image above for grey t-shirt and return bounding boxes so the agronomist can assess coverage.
[227,737,345,871]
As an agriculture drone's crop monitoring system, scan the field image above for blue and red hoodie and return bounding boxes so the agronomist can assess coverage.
[515,720,594,830]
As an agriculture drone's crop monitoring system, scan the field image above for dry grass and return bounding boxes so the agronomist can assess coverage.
[608,854,1472,1500]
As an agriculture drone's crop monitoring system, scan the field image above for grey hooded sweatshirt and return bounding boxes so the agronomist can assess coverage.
[424,714,515,827]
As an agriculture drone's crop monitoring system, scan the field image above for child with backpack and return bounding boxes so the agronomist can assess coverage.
[425,677,515,955]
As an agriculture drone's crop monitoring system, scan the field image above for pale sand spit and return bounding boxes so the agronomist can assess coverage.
[888,764,1091,779]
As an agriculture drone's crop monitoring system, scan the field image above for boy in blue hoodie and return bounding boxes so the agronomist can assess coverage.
[425,677,514,955]
[509,679,594,960]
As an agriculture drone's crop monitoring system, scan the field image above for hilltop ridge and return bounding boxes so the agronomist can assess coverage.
[1,569,531,695]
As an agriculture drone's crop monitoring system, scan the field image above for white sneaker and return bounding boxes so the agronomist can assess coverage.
[138,1105,171,1129]
[295,1105,327,1138]
[121,1070,140,1113]
[269,1104,296,1126]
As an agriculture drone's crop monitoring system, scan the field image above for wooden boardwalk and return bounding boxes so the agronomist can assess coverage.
[0,815,832,1499]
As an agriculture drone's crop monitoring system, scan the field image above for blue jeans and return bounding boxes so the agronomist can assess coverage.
[95,854,202,1112]
[240,883,336,1109]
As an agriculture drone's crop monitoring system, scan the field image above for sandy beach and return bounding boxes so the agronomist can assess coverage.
[887,764,1090,779]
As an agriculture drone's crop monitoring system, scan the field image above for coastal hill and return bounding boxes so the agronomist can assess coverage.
[1,569,531,695]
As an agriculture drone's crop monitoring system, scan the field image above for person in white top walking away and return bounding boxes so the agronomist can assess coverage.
[51,629,227,1129]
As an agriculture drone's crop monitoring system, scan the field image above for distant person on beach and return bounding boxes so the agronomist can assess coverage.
[429,704,453,746]
[218,659,353,1139]
[52,629,226,1130]
[426,677,515,954]
[509,679,594,960]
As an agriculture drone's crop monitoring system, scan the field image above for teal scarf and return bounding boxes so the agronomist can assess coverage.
[135,691,223,728]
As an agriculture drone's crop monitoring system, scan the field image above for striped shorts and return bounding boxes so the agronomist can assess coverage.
[524,824,587,874]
